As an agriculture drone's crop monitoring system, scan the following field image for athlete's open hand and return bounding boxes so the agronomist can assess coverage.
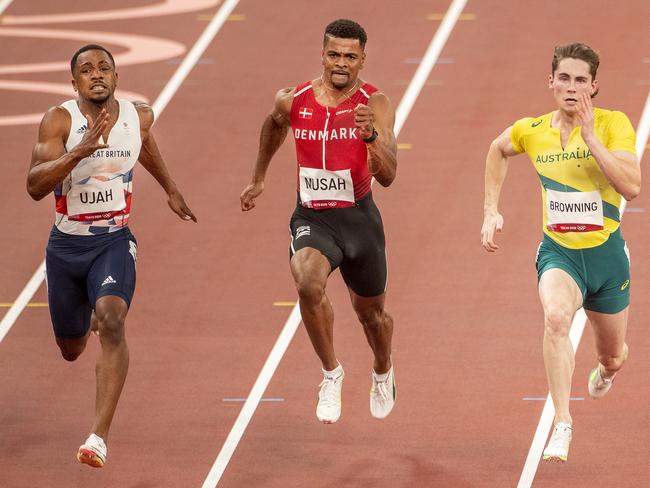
[73,109,110,159]
[240,181,264,211]
[577,92,595,141]
[168,190,197,222]
[354,103,375,140]
[481,211,504,252]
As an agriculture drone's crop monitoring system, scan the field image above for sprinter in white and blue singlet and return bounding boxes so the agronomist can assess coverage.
[241,19,398,425]
[27,44,196,468]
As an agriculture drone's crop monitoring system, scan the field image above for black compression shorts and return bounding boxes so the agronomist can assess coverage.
[289,192,387,297]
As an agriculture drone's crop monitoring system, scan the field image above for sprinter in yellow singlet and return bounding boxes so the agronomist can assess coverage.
[480,43,640,463]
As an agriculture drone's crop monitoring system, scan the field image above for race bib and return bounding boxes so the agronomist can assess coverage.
[546,189,603,232]
[67,177,126,221]
[299,167,355,209]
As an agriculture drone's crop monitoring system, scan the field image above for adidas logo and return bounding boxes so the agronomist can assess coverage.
[101,276,117,286]
[76,124,88,134]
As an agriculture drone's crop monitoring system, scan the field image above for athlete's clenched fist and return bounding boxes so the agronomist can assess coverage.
[354,103,374,140]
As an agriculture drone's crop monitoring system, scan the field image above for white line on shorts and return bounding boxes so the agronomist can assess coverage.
[517,89,650,488]
[199,1,469,486]
[0,0,239,343]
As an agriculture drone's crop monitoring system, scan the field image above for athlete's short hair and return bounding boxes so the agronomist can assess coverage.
[70,44,115,74]
[551,42,600,97]
[324,19,367,49]
[552,43,599,79]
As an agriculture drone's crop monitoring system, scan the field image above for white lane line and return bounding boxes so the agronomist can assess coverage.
[0,0,239,343]
[0,0,13,14]
[0,262,46,343]
[517,90,650,488]
[199,1,469,486]
[394,0,467,136]
[153,0,240,117]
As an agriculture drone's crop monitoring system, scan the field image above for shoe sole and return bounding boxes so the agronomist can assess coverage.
[77,448,105,468]
[543,454,568,463]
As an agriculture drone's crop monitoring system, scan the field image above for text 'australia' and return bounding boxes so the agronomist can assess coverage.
[536,149,591,164]
[294,128,358,141]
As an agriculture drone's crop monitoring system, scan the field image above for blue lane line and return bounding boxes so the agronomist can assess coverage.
[522,397,584,401]
[222,397,285,403]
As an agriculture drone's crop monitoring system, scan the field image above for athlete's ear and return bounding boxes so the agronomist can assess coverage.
[361,52,366,69]
[71,79,78,93]
[590,78,599,98]
[548,73,554,90]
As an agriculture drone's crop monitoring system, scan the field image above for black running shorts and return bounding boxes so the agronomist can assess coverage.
[289,192,387,297]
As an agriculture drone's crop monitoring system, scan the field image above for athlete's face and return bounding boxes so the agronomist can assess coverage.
[321,36,365,89]
[72,50,118,104]
[549,57,597,113]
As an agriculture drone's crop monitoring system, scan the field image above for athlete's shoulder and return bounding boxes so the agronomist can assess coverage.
[360,81,379,95]
[593,107,631,124]
[515,111,554,131]
[132,100,154,129]
[39,105,72,137]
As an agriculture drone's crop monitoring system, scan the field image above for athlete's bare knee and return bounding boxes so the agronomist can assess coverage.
[60,348,82,362]
[57,341,84,362]
[296,280,326,307]
[358,308,391,332]
[96,312,125,346]
[599,349,628,373]
[544,309,573,339]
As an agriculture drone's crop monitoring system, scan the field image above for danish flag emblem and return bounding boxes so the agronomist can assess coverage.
[299,107,313,119]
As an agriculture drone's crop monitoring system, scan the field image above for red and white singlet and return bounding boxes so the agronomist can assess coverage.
[290,80,379,209]
[54,99,142,235]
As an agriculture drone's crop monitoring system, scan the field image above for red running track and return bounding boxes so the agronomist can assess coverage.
[1,1,649,487]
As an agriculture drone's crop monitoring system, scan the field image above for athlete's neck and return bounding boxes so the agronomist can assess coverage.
[552,109,581,130]
[77,97,119,118]
[317,76,360,106]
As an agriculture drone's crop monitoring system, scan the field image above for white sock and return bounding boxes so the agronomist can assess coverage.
[323,363,343,379]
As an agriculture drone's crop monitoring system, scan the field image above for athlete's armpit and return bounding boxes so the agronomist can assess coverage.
[493,126,519,158]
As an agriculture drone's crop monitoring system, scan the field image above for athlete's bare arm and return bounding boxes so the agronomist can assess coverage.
[576,93,641,200]
[27,106,109,200]
[481,126,520,252]
[240,87,294,211]
[355,93,397,187]
[134,101,197,222]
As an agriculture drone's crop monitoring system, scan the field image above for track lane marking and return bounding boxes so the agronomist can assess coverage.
[0,0,240,343]
[517,89,650,488]
[0,0,13,16]
[199,1,469,486]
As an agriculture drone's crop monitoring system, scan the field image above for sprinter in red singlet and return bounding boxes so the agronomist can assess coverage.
[27,44,196,467]
[241,19,398,423]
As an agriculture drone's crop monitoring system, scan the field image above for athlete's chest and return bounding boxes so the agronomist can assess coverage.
[293,101,359,138]
[528,128,605,185]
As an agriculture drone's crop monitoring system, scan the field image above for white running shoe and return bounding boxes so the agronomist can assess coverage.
[77,433,107,468]
[316,368,344,424]
[543,422,572,462]
[370,366,396,419]
[588,365,615,399]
